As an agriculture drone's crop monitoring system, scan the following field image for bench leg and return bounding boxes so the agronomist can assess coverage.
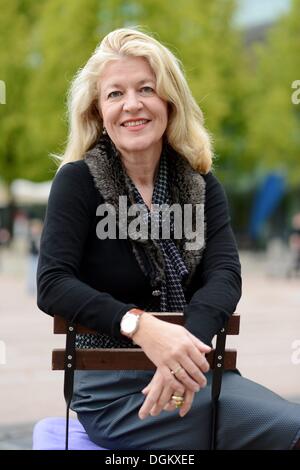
[210,400,218,450]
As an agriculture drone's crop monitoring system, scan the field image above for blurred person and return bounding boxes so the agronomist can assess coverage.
[0,227,11,271]
[37,28,300,450]
[0,227,10,245]
[288,212,300,277]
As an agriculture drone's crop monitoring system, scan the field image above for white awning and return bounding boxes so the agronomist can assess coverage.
[11,179,52,204]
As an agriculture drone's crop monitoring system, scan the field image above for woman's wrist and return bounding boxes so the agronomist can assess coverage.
[131,312,155,346]
[120,308,144,339]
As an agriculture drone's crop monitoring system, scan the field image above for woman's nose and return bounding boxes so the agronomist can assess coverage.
[123,91,143,112]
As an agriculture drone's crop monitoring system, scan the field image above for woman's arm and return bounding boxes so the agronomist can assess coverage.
[37,161,137,339]
[183,172,242,345]
[134,172,241,419]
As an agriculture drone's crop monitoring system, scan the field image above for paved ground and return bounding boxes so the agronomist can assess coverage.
[0,244,299,449]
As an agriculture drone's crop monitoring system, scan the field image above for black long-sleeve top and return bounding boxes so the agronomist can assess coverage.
[37,160,242,345]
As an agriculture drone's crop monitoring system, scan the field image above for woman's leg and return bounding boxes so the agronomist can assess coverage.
[73,370,300,450]
[217,371,300,450]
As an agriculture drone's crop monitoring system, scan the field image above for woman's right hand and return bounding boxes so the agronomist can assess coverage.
[138,365,195,420]
[132,312,211,393]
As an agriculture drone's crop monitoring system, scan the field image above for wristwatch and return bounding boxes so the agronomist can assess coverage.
[120,308,144,339]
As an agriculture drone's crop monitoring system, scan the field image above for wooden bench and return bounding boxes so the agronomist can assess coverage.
[52,312,240,450]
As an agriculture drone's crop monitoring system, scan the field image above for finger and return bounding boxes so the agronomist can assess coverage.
[163,401,177,412]
[188,344,210,374]
[178,390,195,418]
[149,401,167,417]
[150,395,169,416]
[169,364,200,392]
[169,376,186,396]
[149,384,175,416]
[183,356,208,384]
[172,364,206,392]
[139,387,162,420]
[139,367,186,418]
[139,395,158,419]
[149,376,185,416]
[141,373,156,395]
[162,388,185,413]
[187,332,212,353]
[181,349,209,380]
[164,388,188,414]
[147,376,185,417]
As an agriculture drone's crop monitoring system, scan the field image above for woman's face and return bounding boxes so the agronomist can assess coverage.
[98,56,168,157]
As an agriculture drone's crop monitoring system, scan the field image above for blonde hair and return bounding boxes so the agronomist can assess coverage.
[57,27,213,173]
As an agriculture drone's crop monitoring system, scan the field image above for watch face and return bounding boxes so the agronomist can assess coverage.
[121,314,138,334]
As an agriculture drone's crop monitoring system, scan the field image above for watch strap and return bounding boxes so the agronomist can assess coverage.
[127,308,144,316]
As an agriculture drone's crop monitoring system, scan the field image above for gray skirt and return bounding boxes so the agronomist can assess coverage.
[71,370,300,450]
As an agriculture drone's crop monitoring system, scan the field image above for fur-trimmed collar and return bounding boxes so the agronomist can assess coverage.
[84,136,206,289]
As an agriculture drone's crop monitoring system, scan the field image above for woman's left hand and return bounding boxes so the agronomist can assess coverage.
[138,366,196,419]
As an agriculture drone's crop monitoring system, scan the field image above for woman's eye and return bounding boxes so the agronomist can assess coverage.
[141,86,154,94]
[108,91,122,99]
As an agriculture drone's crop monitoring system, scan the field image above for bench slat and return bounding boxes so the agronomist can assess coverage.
[54,313,240,335]
[52,348,237,371]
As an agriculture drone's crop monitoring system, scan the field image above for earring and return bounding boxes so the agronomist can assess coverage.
[102,127,107,135]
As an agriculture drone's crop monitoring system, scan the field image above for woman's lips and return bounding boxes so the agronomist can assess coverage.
[121,120,151,131]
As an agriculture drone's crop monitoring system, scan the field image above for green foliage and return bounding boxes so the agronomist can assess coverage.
[244,0,300,186]
[19,0,100,180]
[0,0,299,191]
[0,0,37,182]
[138,0,247,178]
[0,0,245,183]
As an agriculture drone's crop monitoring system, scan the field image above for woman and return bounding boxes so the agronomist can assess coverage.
[37,28,300,450]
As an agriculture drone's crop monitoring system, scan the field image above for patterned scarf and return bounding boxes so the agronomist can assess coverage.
[124,149,188,312]
[76,144,189,349]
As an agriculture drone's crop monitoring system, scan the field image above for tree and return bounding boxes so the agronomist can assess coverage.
[20,0,101,181]
[121,0,247,179]
[245,0,300,186]
[1,0,247,185]
[0,0,40,183]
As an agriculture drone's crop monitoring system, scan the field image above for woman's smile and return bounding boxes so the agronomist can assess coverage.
[99,56,168,160]
[121,119,151,131]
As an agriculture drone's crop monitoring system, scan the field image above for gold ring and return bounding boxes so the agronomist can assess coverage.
[171,394,184,408]
[170,366,183,375]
